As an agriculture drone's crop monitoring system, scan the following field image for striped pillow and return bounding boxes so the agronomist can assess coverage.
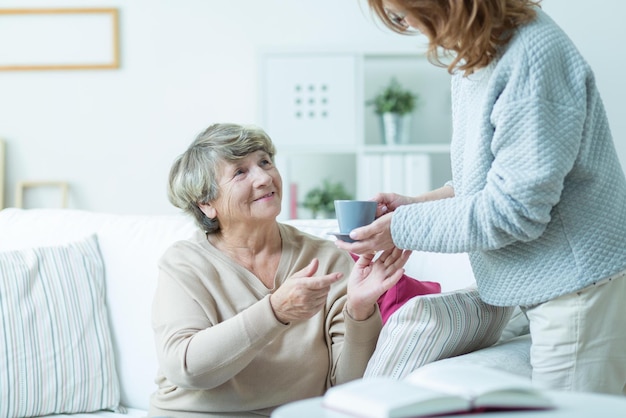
[364,286,514,379]
[0,235,121,417]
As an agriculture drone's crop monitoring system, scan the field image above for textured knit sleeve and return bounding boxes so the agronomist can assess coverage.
[392,22,590,254]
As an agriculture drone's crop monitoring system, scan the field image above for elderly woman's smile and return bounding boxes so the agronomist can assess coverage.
[253,191,276,202]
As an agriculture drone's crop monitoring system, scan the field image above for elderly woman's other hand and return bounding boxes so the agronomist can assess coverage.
[269,259,343,324]
[346,247,411,320]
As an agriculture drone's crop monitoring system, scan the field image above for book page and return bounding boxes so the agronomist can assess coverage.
[404,363,553,409]
[323,377,469,418]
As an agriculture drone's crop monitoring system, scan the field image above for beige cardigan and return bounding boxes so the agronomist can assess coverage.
[149,223,382,417]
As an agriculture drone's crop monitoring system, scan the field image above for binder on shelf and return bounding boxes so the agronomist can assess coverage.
[383,154,404,194]
[359,154,384,200]
[404,153,431,196]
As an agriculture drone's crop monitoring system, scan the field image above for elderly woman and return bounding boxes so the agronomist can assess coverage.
[149,123,410,417]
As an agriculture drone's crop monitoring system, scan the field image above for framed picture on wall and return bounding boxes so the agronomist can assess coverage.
[0,139,4,209]
[0,8,120,71]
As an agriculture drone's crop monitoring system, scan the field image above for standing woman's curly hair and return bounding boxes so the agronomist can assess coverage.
[368,0,541,75]
[167,123,276,233]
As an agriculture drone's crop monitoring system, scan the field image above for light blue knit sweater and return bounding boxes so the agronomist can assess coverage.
[392,9,626,306]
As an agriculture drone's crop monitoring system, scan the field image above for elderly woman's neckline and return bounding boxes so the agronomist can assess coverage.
[207,224,283,288]
[207,223,282,256]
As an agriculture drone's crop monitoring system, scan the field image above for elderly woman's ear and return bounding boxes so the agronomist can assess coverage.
[198,203,217,219]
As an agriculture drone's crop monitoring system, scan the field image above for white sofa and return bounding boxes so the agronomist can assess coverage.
[0,208,528,417]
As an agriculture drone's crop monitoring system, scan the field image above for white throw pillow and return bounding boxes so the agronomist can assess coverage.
[0,234,122,417]
[365,286,514,379]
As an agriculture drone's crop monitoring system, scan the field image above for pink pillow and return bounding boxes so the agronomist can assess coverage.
[349,253,441,324]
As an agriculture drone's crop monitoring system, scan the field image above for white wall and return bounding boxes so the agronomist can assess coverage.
[0,0,624,215]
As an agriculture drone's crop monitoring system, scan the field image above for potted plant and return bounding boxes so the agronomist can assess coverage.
[301,179,352,219]
[367,77,420,145]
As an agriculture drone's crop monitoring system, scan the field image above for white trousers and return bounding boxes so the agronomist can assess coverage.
[521,269,626,395]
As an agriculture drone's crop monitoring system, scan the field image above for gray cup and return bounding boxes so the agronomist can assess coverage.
[334,200,377,233]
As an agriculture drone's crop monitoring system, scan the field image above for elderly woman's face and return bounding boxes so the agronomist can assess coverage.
[200,150,282,226]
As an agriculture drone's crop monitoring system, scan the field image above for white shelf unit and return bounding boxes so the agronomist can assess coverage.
[259,50,452,220]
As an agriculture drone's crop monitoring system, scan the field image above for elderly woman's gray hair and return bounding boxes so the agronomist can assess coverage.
[168,123,277,233]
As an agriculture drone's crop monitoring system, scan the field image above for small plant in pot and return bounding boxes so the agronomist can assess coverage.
[367,77,420,144]
[301,179,352,219]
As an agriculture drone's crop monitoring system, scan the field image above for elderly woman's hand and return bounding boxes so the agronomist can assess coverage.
[346,247,412,321]
[269,259,342,324]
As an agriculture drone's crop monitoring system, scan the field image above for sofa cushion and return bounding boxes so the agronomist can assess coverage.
[377,273,441,324]
[364,286,514,379]
[0,234,122,417]
[423,334,532,379]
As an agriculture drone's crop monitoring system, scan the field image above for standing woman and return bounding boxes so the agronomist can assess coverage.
[337,0,626,394]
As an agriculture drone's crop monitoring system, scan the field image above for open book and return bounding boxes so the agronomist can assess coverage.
[323,363,554,418]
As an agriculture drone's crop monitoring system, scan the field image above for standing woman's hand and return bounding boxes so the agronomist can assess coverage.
[334,212,395,255]
[372,192,415,216]
[341,186,455,255]
[345,247,411,320]
[373,186,455,216]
